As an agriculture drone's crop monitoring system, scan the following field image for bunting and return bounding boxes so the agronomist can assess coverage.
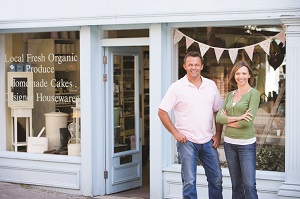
[244,45,255,61]
[228,48,239,64]
[258,39,272,55]
[173,29,286,65]
[214,48,224,63]
[185,36,194,51]
[173,29,184,45]
[275,31,286,47]
[198,43,210,57]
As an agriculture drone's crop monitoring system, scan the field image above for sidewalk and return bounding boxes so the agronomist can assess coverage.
[0,182,145,199]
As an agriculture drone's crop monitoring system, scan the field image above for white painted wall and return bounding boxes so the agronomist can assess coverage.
[80,26,105,196]
[0,0,298,20]
[149,23,169,199]
[0,0,299,29]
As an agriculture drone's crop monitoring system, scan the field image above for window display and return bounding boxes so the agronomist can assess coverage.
[4,31,80,155]
[176,25,285,171]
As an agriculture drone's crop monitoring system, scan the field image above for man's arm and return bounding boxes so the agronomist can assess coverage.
[212,112,223,148]
[158,108,187,143]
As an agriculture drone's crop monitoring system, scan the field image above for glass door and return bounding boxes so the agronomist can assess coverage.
[105,47,142,194]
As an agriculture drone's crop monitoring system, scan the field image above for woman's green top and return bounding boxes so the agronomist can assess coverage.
[216,88,260,139]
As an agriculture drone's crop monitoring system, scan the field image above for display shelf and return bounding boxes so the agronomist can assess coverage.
[113,50,149,150]
[28,39,80,71]
[113,55,136,148]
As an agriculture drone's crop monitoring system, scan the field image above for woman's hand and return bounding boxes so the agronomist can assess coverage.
[239,109,253,121]
[220,109,228,116]
[221,108,253,127]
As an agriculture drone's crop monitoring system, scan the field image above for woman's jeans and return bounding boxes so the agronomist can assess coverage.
[177,140,223,199]
[224,142,258,199]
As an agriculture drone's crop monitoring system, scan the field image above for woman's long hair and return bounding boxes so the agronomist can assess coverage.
[229,60,255,87]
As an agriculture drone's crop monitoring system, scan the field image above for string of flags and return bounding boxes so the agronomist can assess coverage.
[173,29,286,65]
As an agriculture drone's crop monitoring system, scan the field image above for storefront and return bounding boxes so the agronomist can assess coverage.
[0,1,299,198]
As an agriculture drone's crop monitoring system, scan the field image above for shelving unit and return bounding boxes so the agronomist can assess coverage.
[113,56,136,145]
[113,56,123,147]
[113,51,149,153]
[54,39,79,71]
[123,61,135,138]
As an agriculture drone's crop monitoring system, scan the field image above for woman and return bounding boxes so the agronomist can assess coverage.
[216,60,260,199]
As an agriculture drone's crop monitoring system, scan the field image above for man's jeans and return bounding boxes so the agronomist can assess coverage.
[224,142,258,199]
[177,140,223,199]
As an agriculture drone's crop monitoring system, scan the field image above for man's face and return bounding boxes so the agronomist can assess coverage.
[183,56,203,79]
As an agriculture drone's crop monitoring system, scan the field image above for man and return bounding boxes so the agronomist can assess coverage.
[158,51,223,199]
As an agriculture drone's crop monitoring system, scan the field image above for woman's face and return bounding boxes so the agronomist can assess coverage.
[234,66,251,87]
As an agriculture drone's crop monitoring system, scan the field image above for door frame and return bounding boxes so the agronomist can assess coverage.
[100,36,149,195]
[105,47,142,194]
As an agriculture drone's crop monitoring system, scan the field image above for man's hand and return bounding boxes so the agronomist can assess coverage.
[158,109,188,143]
[212,134,221,148]
[173,131,187,143]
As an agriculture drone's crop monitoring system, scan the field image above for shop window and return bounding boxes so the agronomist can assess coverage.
[4,31,81,156]
[175,25,285,172]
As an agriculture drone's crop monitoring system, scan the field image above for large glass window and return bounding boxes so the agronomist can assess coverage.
[4,31,81,156]
[175,25,285,172]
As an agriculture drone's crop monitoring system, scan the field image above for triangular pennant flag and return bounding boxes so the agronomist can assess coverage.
[228,48,239,65]
[198,42,210,57]
[244,45,255,61]
[275,31,286,47]
[214,47,224,63]
[258,39,272,55]
[185,36,194,50]
[173,29,184,45]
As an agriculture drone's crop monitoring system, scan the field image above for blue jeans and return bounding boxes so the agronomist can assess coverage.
[224,142,258,199]
[177,140,223,199]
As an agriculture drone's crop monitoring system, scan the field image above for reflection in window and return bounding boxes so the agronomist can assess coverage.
[176,26,285,171]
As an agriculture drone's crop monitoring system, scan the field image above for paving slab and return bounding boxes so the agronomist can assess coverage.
[0,182,145,199]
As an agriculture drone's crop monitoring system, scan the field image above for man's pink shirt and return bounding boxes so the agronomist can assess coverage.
[159,75,223,144]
